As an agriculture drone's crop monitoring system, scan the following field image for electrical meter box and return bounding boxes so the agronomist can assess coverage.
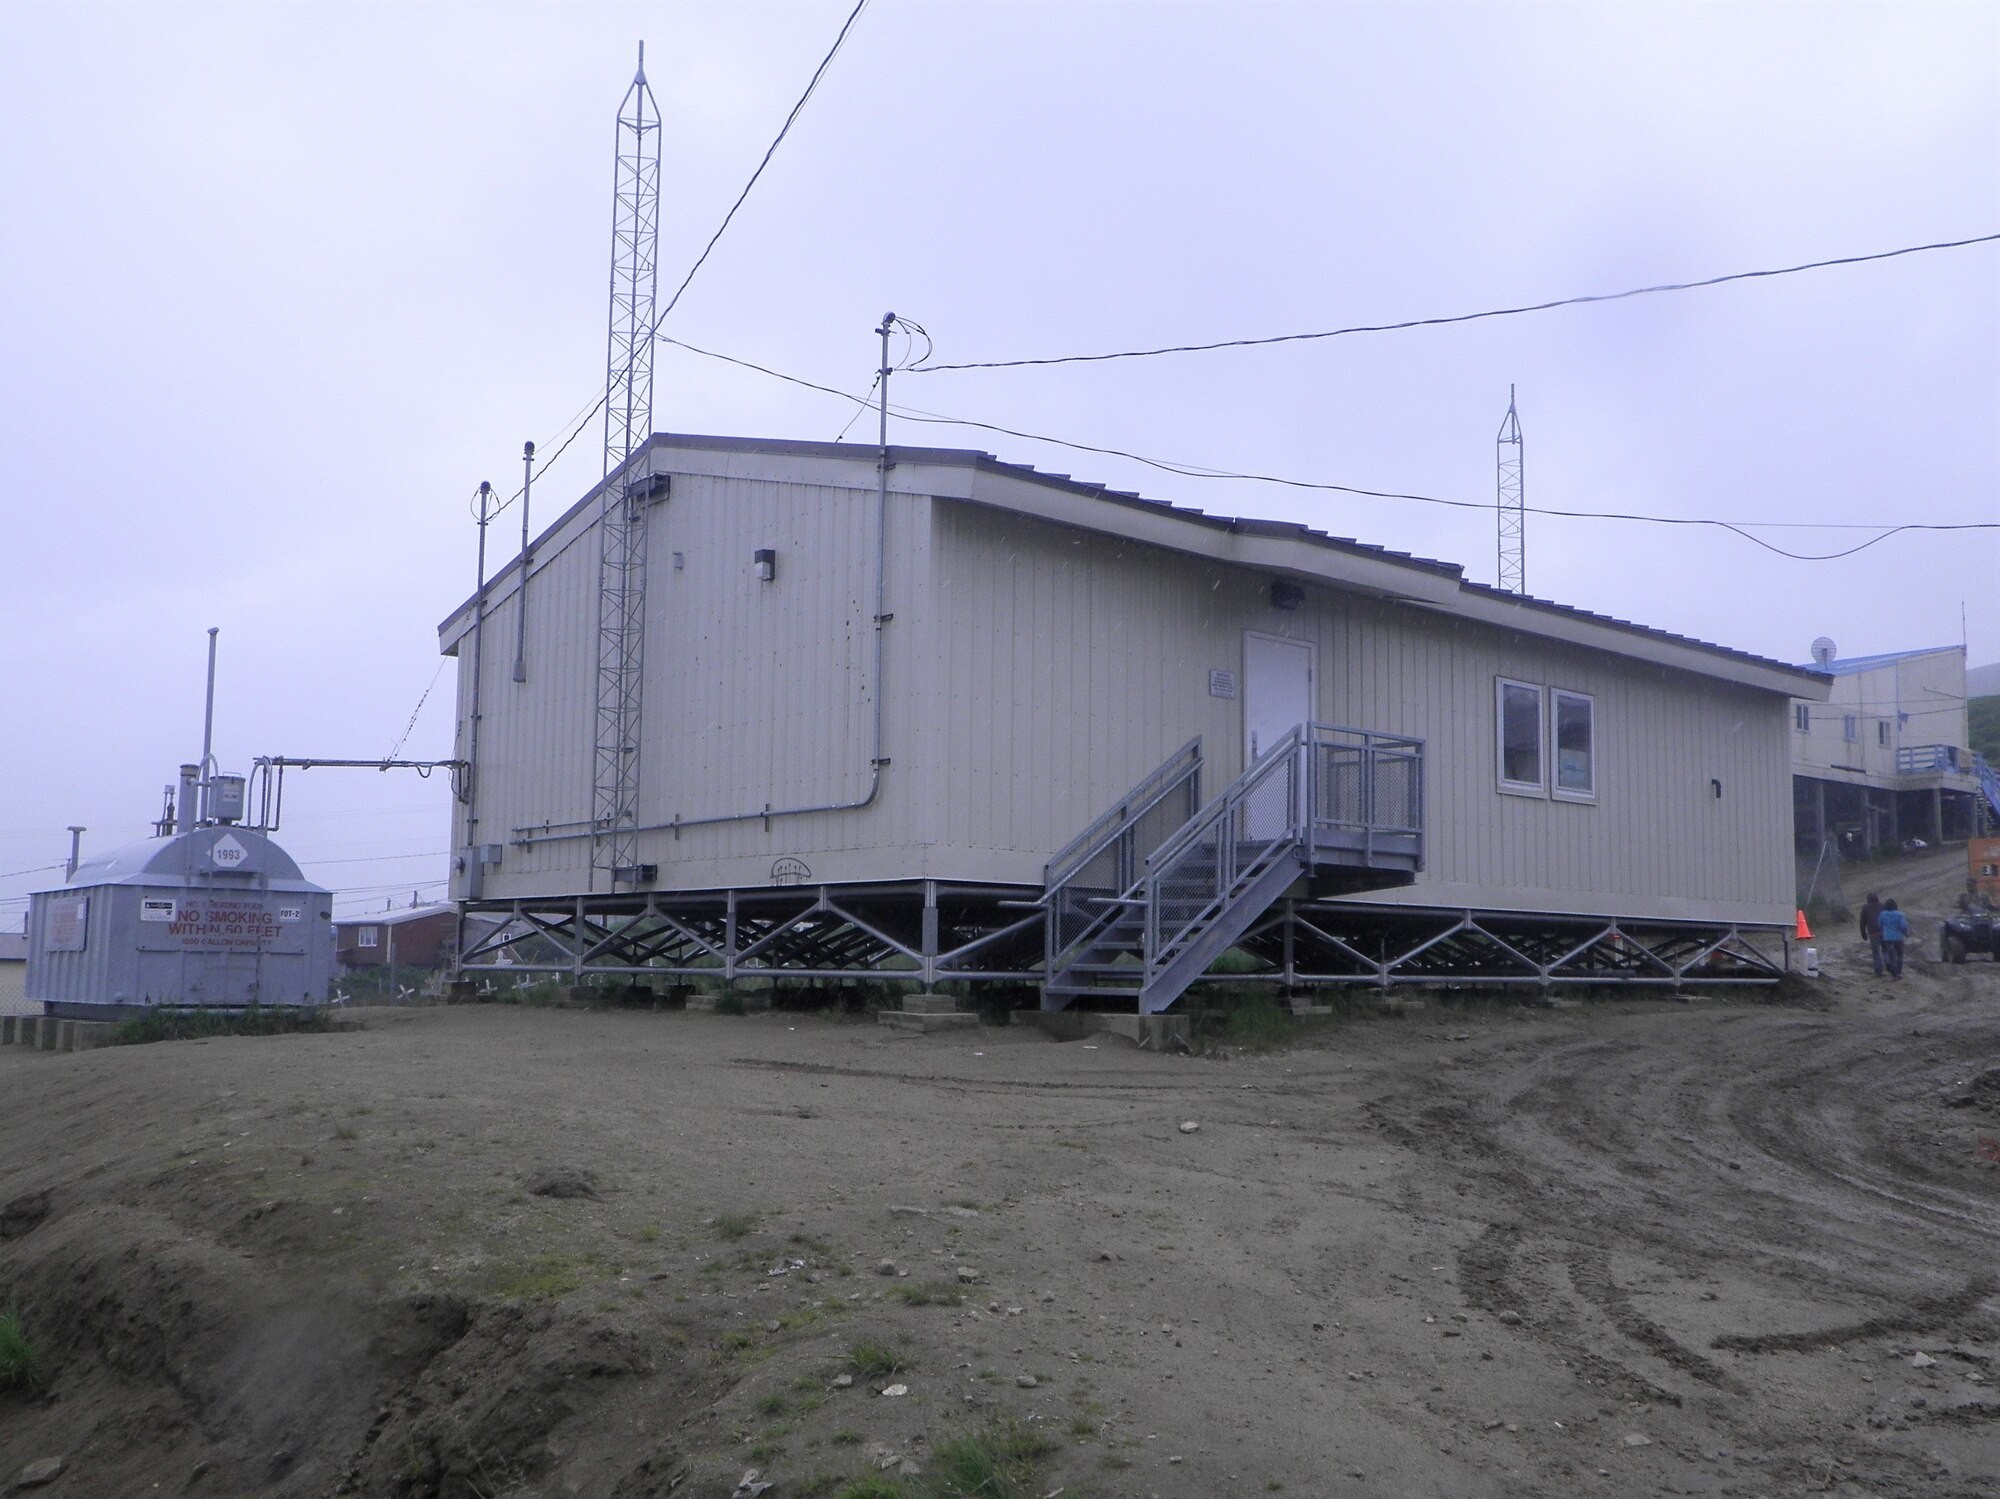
[210,774,247,824]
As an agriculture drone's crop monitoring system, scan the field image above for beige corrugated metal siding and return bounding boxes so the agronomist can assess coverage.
[456,469,936,895]
[452,446,1797,925]
[922,500,1793,923]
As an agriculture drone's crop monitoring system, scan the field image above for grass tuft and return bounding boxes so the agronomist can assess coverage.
[713,1212,759,1241]
[889,1280,963,1307]
[479,1252,602,1301]
[0,1308,42,1394]
[847,1340,906,1377]
[923,1417,1061,1498]
[111,1004,339,1046]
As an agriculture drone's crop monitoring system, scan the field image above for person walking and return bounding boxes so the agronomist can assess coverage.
[1878,899,1910,979]
[1859,892,1885,976]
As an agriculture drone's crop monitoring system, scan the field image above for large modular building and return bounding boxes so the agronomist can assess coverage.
[440,434,1829,1008]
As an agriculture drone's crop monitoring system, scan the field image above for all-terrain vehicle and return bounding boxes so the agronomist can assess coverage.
[1940,913,2000,963]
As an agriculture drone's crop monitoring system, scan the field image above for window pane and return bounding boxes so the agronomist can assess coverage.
[1501,683,1541,785]
[1555,693,1593,794]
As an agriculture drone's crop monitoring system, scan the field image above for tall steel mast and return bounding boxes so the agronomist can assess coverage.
[592,44,662,889]
[1496,385,1524,595]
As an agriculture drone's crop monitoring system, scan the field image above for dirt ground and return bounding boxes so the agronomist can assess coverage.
[2,852,1996,1499]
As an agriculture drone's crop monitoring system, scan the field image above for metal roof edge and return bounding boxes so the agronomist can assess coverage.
[1810,644,1966,675]
[1450,580,1832,696]
[434,431,1827,695]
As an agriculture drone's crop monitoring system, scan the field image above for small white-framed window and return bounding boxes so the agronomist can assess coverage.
[1876,721,1890,748]
[1843,715,1859,742]
[1496,678,1545,794]
[1794,703,1810,732]
[357,927,379,948]
[1551,690,1596,800]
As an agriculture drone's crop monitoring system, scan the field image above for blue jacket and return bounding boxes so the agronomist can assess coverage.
[1878,908,1911,943]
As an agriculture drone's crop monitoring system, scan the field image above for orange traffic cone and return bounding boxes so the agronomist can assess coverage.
[1795,909,1813,940]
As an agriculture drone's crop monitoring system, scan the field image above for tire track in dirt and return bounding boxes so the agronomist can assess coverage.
[1563,1244,1740,1392]
[1712,1275,1996,1353]
[1454,1221,1683,1406]
[1378,999,2000,1444]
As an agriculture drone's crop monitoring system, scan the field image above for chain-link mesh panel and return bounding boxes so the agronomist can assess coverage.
[1371,751,1421,832]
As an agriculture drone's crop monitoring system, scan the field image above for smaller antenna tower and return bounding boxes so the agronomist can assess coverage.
[1496,385,1524,595]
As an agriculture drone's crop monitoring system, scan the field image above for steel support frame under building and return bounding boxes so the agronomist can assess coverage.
[456,881,1046,987]
[1227,899,1788,992]
[457,883,1788,996]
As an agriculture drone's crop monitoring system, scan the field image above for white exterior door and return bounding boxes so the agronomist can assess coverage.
[1243,632,1314,763]
[1242,632,1314,842]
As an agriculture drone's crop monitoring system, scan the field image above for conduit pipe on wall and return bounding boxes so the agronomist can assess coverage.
[510,313,901,849]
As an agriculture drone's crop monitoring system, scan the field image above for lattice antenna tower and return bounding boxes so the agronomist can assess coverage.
[1496,384,1525,594]
[593,44,663,889]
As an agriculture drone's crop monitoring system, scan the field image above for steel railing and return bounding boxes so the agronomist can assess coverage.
[1895,744,1970,775]
[1041,738,1202,975]
[1143,724,1424,977]
[1977,752,2000,825]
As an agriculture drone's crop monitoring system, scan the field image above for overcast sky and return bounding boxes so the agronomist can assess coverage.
[2,0,1994,926]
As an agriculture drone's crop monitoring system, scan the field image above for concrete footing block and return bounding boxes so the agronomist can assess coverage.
[1,1015,113,1054]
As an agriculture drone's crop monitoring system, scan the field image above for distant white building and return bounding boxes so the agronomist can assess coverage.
[1790,642,1996,854]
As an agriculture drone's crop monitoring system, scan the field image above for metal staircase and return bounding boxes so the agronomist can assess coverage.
[1977,752,2000,832]
[1042,723,1424,1014]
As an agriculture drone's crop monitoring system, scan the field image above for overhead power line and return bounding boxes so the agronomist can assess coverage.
[910,231,2000,373]
[658,336,2000,563]
[490,0,870,518]
[0,862,64,884]
[657,0,869,327]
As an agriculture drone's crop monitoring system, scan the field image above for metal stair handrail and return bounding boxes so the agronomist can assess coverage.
[1301,722,1424,866]
[1976,752,2000,825]
[1042,737,1202,892]
[1144,725,1309,971]
[1041,739,1203,982]
[1144,723,1425,979]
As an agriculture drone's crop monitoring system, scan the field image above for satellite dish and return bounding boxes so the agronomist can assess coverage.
[1810,637,1837,668]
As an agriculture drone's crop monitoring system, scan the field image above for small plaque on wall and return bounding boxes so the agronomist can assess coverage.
[1208,669,1237,700]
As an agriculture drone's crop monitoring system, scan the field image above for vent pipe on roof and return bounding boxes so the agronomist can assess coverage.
[512,442,534,683]
[198,626,219,823]
[176,764,200,835]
